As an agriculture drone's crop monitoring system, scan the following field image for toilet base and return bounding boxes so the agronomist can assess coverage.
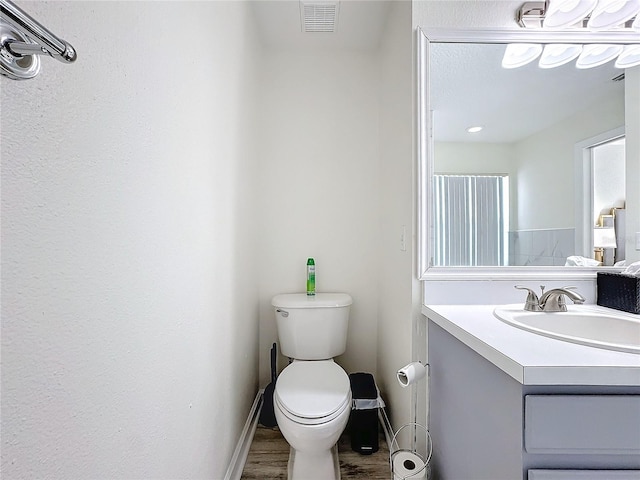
[287,445,341,480]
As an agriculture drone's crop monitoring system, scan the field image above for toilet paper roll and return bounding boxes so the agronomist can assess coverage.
[397,362,426,388]
[392,451,427,480]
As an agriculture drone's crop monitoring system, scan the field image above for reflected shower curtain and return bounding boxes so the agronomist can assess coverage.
[433,175,508,267]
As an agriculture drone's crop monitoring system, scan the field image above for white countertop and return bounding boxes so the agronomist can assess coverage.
[422,304,640,386]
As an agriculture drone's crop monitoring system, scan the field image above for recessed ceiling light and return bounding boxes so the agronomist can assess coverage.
[467,126,483,133]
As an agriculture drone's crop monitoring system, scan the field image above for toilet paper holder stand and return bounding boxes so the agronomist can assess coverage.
[389,422,432,480]
[390,361,431,478]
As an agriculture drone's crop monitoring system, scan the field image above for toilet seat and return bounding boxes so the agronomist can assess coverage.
[275,361,351,426]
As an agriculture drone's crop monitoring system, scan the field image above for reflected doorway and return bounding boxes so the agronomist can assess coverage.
[592,137,626,265]
[574,127,626,266]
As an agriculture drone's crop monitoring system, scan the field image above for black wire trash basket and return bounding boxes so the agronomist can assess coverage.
[389,423,432,480]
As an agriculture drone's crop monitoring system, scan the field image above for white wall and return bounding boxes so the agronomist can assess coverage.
[514,89,624,231]
[434,143,514,176]
[255,50,381,382]
[413,0,524,30]
[1,2,260,478]
[377,0,415,430]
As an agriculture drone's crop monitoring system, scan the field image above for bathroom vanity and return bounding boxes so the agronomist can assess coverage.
[423,304,640,480]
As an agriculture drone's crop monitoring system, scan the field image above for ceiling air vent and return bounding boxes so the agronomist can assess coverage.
[300,1,340,33]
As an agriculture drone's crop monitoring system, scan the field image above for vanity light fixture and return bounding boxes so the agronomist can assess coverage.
[576,43,624,67]
[517,0,640,29]
[539,43,583,67]
[501,43,543,68]
[504,3,640,69]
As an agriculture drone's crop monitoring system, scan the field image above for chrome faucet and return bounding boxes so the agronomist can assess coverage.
[539,287,585,312]
[515,285,585,312]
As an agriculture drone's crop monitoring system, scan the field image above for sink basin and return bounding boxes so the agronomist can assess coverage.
[493,304,640,354]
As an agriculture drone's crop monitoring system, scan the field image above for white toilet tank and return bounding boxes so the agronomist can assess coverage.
[272,293,352,360]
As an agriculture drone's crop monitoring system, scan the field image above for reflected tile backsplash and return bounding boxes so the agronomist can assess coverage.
[509,228,575,266]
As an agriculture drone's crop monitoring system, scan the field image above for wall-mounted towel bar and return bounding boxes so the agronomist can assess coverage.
[1,0,77,80]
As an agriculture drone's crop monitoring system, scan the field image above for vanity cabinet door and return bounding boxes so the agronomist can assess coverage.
[524,395,640,454]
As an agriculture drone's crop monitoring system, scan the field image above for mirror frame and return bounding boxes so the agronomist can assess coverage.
[417,27,640,281]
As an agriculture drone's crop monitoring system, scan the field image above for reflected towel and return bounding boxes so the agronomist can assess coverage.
[622,261,640,277]
[565,255,601,267]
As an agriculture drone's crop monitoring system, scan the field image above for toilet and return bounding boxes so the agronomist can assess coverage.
[271,292,353,480]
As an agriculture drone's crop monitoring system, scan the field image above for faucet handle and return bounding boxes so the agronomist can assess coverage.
[515,285,542,311]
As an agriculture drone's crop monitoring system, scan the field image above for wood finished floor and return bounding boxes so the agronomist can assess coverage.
[241,425,391,479]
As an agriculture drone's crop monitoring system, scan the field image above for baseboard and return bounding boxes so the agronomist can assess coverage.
[223,389,264,480]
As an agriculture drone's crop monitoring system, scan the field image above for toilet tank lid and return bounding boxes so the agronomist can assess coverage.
[271,293,352,309]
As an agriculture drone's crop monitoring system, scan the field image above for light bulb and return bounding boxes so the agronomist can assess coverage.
[544,0,598,27]
[576,44,624,68]
[502,44,542,68]
[539,44,583,68]
[615,44,640,67]
[587,0,640,29]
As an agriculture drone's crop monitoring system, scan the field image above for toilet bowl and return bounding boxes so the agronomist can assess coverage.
[274,360,352,480]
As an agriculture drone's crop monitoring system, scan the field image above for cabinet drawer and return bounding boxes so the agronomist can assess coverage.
[529,470,640,480]
[524,395,640,454]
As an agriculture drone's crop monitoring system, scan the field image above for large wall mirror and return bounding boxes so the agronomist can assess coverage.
[417,28,640,280]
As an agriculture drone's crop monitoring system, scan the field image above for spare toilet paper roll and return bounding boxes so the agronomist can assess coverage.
[397,362,426,388]
[392,451,426,480]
